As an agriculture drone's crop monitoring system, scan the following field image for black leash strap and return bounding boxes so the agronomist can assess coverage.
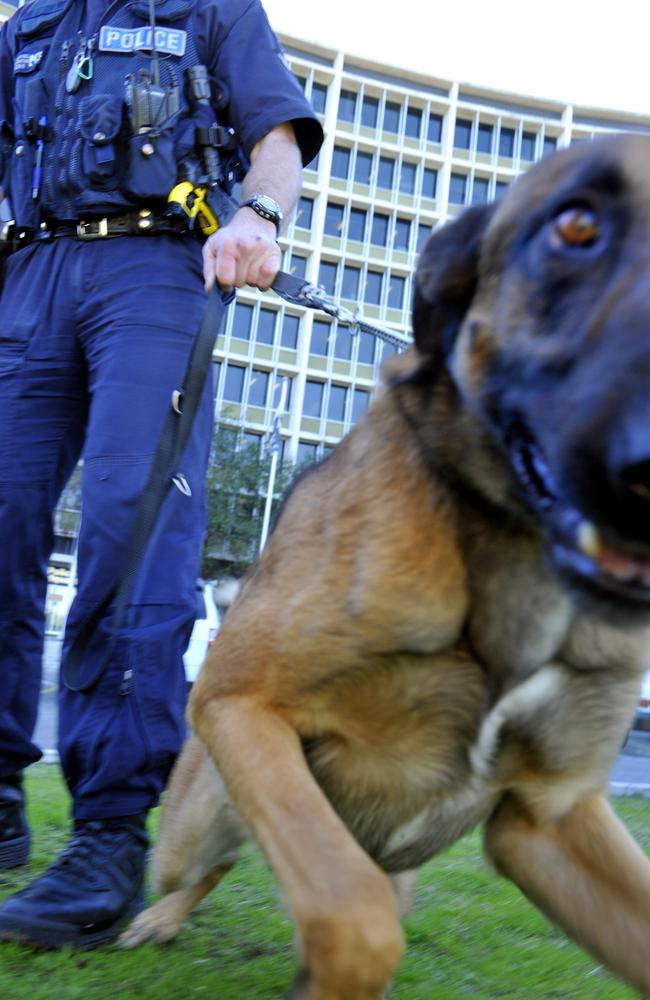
[62,288,227,692]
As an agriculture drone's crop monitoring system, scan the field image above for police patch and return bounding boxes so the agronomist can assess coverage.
[99,25,186,56]
[14,50,45,74]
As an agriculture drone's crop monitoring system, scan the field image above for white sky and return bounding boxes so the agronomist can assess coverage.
[264,0,650,117]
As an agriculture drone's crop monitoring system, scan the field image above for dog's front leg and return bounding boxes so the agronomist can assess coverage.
[194,696,405,1000]
[485,791,650,995]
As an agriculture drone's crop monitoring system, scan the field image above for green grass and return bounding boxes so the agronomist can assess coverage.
[0,766,647,999]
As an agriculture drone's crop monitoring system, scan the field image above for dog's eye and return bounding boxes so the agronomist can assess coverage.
[551,206,600,248]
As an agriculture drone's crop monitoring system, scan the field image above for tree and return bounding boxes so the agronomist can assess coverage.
[202,422,309,578]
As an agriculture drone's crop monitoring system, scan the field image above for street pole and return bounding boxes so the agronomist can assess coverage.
[259,377,288,553]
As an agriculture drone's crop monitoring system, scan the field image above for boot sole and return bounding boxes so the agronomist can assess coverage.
[0,883,145,951]
[0,832,30,868]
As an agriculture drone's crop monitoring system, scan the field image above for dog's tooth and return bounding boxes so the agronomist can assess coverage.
[576,520,601,559]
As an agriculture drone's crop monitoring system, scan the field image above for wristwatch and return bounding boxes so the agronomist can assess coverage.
[240,194,283,236]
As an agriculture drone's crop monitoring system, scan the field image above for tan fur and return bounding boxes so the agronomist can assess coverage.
[120,136,650,999]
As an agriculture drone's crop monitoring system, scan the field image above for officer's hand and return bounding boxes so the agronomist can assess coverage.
[203,208,281,294]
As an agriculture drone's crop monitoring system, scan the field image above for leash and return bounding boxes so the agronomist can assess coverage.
[62,272,409,691]
[271,271,410,350]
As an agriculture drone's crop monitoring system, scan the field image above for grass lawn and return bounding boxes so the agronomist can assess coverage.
[0,765,647,999]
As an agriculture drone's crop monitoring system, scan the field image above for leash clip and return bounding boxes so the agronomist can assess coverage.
[171,389,184,414]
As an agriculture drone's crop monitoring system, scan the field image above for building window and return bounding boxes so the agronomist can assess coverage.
[371,212,389,246]
[348,207,367,242]
[361,95,379,127]
[477,122,494,154]
[383,100,401,133]
[494,180,509,199]
[318,261,337,295]
[295,196,313,229]
[416,222,431,251]
[454,118,472,149]
[427,112,443,142]
[377,156,395,191]
[242,431,263,455]
[257,308,276,345]
[231,302,253,340]
[311,82,327,115]
[364,269,383,305]
[248,369,269,407]
[387,274,406,310]
[296,441,318,465]
[311,319,331,356]
[422,166,437,200]
[334,329,353,360]
[543,135,557,157]
[341,265,360,300]
[324,201,345,236]
[352,388,370,422]
[405,105,422,139]
[358,332,375,364]
[290,254,307,278]
[499,126,515,158]
[521,131,536,161]
[399,161,417,195]
[354,150,373,184]
[281,314,299,349]
[303,380,324,418]
[449,172,468,205]
[338,88,357,122]
[393,217,411,251]
[332,145,351,179]
[472,176,490,204]
[328,384,348,421]
[223,363,245,402]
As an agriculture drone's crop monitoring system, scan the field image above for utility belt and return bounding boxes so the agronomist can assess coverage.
[0,207,193,252]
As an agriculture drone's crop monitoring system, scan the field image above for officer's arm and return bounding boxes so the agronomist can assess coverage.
[202,121,302,294]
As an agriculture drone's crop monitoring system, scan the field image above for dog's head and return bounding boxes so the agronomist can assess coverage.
[413,134,650,611]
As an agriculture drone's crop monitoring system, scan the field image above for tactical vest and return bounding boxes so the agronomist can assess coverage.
[6,0,227,227]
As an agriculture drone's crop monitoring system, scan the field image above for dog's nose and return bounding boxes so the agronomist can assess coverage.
[619,459,650,506]
[607,407,650,533]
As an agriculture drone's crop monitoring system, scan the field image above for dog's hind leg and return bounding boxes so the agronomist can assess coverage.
[389,869,419,920]
[485,791,650,995]
[119,733,249,948]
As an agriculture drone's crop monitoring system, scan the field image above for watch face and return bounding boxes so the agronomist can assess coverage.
[254,195,282,218]
[256,195,278,212]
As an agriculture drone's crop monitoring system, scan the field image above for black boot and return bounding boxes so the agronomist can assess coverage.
[0,814,148,949]
[0,773,30,868]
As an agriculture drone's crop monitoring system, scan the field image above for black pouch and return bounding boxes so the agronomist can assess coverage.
[124,113,181,201]
[76,94,126,191]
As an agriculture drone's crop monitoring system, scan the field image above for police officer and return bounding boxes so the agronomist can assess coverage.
[0,0,322,948]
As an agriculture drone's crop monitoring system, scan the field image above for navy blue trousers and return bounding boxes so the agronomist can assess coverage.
[0,234,215,819]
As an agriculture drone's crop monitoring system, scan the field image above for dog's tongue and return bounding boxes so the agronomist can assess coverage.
[596,537,650,585]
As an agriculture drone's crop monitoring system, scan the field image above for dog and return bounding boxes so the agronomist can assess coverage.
[121,134,650,999]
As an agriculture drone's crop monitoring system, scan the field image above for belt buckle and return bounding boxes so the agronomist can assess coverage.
[76,218,109,240]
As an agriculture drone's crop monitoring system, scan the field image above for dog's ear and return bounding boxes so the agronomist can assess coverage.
[413,203,496,363]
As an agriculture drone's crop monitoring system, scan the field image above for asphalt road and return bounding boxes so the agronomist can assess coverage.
[35,637,650,793]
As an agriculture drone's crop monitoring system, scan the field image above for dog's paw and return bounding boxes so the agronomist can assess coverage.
[117,897,184,948]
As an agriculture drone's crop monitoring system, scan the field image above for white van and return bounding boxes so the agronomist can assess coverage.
[183,580,220,684]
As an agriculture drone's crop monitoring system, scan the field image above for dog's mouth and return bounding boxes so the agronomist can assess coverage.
[506,422,650,604]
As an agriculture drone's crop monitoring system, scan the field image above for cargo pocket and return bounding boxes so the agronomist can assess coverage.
[77,94,126,191]
[0,256,37,374]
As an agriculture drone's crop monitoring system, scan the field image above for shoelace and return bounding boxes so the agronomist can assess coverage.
[48,822,139,878]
